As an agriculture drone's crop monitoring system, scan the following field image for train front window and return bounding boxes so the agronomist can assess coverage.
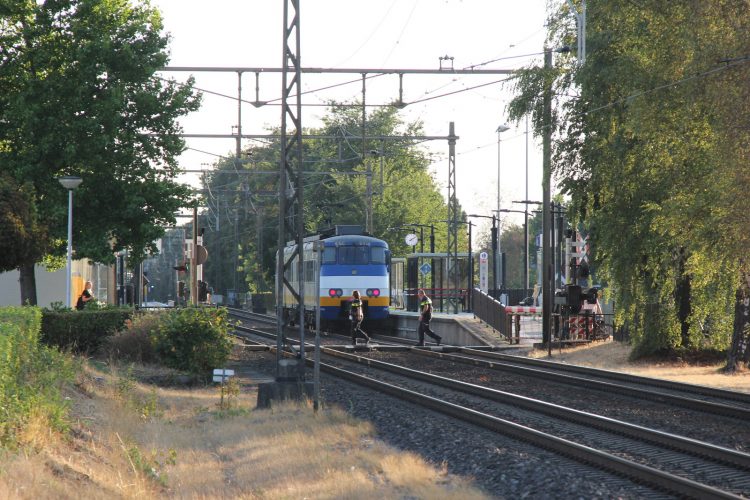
[371,246,386,264]
[338,245,369,265]
[323,247,336,264]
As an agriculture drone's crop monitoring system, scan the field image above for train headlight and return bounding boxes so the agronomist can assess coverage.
[329,288,337,297]
[372,288,380,297]
[336,288,343,297]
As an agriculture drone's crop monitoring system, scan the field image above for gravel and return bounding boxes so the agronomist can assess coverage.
[237,349,668,499]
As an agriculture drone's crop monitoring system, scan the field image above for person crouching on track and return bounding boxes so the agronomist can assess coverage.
[350,290,370,345]
[417,289,441,346]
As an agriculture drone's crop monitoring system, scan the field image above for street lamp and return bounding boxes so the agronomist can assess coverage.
[496,124,510,299]
[495,124,510,216]
[58,175,83,308]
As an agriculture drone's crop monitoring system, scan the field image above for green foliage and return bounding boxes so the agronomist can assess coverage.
[0,0,201,303]
[150,307,232,376]
[200,105,464,295]
[102,312,161,363]
[508,0,750,357]
[123,441,175,487]
[41,308,134,353]
[0,174,48,273]
[0,307,77,448]
[217,377,241,412]
[112,364,163,420]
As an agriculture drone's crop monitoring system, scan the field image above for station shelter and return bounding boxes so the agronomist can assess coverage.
[390,252,472,314]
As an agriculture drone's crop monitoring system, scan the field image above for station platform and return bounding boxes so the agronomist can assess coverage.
[388,309,531,347]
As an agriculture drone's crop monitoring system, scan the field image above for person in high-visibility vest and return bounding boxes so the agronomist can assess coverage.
[416,289,441,346]
[350,290,370,345]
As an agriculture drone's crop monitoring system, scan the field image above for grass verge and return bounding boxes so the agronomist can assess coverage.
[0,358,488,499]
[527,340,750,392]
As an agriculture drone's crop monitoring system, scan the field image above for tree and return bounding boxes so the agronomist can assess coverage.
[200,105,463,295]
[508,0,750,367]
[0,0,200,304]
[0,174,47,275]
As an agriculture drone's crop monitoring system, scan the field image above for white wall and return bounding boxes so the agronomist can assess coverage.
[0,266,66,307]
[0,261,113,308]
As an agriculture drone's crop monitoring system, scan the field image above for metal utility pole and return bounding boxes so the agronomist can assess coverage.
[446,122,460,313]
[525,115,530,297]
[542,48,553,346]
[275,0,305,376]
[236,70,242,157]
[192,207,198,306]
[362,74,373,234]
[565,0,587,65]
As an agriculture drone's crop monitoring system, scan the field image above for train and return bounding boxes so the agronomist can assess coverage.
[278,225,391,329]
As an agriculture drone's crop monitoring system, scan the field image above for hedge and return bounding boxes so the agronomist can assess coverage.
[41,308,133,353]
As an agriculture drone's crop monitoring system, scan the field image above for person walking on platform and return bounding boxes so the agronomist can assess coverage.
[350,290,370,345]
[416,289,441,346]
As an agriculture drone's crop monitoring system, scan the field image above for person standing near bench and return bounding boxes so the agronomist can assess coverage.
[76,281,95,310]
[416,289,441,346]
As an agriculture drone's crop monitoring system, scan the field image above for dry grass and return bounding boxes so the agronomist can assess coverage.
[526,340,750,393]
[0,361,489,499]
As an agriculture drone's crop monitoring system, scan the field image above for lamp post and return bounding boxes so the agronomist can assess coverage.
[496,124,510,299]
[58,175,83,308]
[496,124,510,215]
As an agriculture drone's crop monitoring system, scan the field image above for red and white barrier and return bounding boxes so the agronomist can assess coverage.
[504,306,541,315]
[568,315,594,339]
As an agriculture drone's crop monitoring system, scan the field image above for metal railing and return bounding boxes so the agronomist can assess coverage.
[471,288,511,341]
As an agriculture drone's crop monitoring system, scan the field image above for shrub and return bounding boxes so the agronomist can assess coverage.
[102,312,162,363]
[41,307,133,353]
[0,307,76,448]
[151,307,233,376]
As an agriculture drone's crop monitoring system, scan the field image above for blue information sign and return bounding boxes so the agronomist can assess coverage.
[419,263,432,275]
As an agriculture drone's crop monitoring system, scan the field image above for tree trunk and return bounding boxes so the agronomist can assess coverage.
[19,262,38,306]
[726,271,750,372]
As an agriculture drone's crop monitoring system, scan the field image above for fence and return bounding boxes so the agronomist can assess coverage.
[471,288,514,342]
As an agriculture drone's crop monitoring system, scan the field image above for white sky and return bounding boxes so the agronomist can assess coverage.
[152,0,551,233]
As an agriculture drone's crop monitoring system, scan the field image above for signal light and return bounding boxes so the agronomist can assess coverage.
[336,289,343,297]
[329,289,337,297]
[372,288,380,297]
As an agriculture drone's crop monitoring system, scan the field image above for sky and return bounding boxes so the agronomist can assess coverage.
[151,0,552,236]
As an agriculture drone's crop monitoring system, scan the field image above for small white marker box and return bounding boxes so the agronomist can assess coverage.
[213,368,235,383]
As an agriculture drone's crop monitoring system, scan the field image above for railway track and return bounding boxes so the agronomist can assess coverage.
[403,348,750,421]
[231,324,749,499]
[228,308,750,421]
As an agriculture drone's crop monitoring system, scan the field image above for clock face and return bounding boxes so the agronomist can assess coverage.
[405,233,418,246]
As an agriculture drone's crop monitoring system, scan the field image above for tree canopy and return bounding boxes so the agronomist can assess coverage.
[200,105,465,295]
[0,0,200,303]
[508,0,750,367]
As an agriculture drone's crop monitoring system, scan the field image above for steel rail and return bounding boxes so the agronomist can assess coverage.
[459,348,750,405]
[314,359,742,499]
[232,325,743,498]
[320,347,750,470]
[412,349,750,420]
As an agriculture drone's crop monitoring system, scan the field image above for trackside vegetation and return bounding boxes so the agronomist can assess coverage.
[0,307,75,448]
[508,1,750,369]
[0,304,233,449]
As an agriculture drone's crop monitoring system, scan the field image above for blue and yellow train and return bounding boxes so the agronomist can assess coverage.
[278,226,390,329]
